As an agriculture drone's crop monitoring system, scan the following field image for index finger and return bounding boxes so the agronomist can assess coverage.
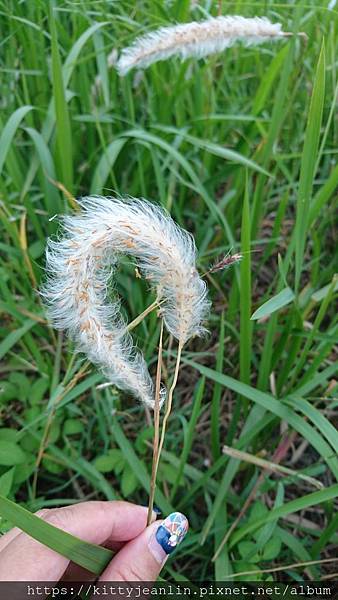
[0,501,155,581]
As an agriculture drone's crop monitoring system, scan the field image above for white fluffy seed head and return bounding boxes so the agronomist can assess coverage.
[42,196,210,409]
[117,15,285,75]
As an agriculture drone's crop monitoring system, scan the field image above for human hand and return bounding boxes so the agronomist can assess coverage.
[0,501,188,581]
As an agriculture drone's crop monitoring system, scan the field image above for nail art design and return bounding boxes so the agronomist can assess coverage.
[155,512,189,554]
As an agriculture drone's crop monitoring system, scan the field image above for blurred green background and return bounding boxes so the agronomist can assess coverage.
[0,0,337,582]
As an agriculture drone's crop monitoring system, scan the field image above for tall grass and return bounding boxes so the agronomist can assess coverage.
[0,0,337,582]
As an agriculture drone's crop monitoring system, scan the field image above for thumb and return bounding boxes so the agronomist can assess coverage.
[99,512,189,582]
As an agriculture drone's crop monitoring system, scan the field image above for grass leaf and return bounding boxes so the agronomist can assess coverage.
[0,495,113,574]
[187,360,338,480]
[251,287,295,320]
[229,484,338,548]
[295,41,325,291]
[0,105,33,176]
[49,6,73,192]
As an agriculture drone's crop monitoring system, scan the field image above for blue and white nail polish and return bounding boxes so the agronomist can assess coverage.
[148,512,189,564]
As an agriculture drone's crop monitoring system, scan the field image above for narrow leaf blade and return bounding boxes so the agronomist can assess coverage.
[251,287,295,320]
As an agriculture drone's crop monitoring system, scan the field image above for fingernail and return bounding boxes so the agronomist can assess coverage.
[148,512,189,565]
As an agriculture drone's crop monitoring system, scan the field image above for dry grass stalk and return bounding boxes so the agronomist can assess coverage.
[147,319,164,526]
[222,444,323,489]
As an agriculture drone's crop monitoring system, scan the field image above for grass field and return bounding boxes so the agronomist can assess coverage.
[0,0,337,582]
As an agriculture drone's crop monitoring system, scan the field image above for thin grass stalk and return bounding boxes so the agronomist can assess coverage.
[153,341,183,479]
[229,558,337,580]
[222,445,323,489]
[127,298,163,332]
[147,319,164,526]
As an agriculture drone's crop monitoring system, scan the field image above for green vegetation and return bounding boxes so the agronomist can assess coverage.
[0,0,337,581]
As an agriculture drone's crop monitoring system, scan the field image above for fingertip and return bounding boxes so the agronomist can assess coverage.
[100,512,188,581]
[148,512,189,564]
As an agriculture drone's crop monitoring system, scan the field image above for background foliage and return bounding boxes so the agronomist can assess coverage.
[0,0,337,581]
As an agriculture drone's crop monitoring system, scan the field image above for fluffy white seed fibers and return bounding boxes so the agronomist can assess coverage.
[117,16,284,75]
[42,197,209,408]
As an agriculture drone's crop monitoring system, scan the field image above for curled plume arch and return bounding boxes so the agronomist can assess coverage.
[42,196,210,408]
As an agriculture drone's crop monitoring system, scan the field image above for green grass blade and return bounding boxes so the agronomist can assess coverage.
[311,513,338,557]
[172,0,190,19]
[311,276,338,303]
[110,419,173,514]
[240,177,252,394]
[171,376,205,498]
[251,18,299,236]
[182,412,274,515]
[120,128,232,240]
[49,446,116,500]
[251,287,295,321]
[294,41,325,292]
[211,313,225,461]
[295,362,338,397]
[49,7,73,192]
[200,406,275,544]
[155,126,273,176]
[287,277,337,389]
[187,360,338,480]
[256,312,278,391]
[93,30,110,108]
[214,508,232,579]
[0,495,113,574]
[24,126,60,214]
[90,139,126,194]
[277,527,320,579]
[0,320,35,360]
[252,45,289,115]
[21,21,107,199]
[229,484,338,548]
[62,22,108,88]
[286,395,338,453]
[0,105,33,176]
[309,162,338,225]
[200,452,241,545]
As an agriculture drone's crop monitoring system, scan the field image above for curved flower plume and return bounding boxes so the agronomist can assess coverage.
[42,197,210,409]
[116,15,287,75]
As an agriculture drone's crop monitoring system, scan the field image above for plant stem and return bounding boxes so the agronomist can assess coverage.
[147,320,164,526]
[127,298,164,331]
[153,341,183,481]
